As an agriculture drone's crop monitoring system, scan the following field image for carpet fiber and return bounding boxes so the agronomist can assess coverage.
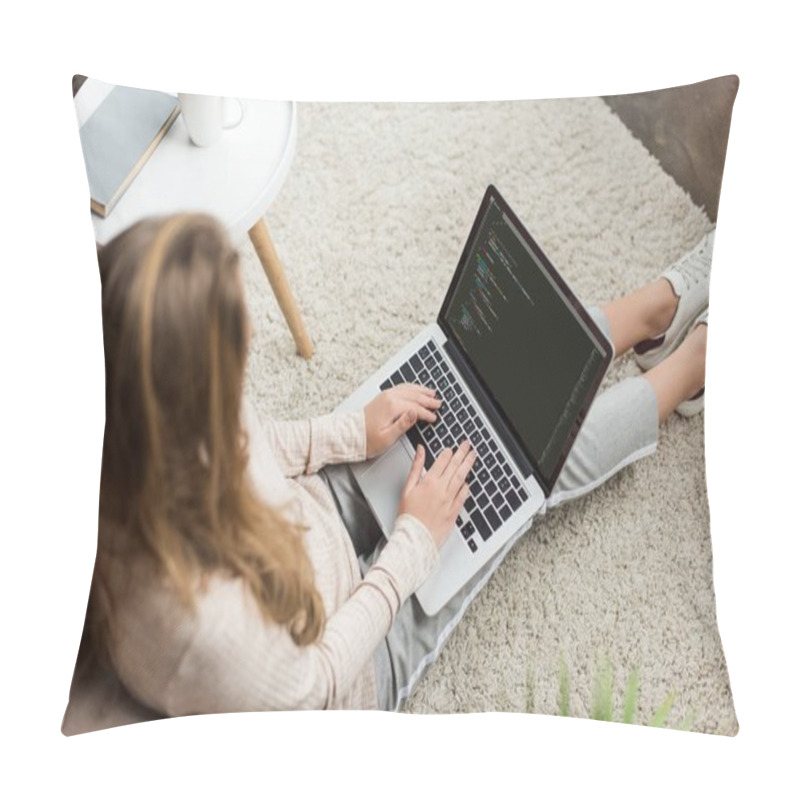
[239,98,737,734]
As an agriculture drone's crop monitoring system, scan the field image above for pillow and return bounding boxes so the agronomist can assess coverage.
[63,75,738,736]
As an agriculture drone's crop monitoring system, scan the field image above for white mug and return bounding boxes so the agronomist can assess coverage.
[178,94,243,147]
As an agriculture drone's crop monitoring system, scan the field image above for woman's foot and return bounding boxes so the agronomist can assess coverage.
[643,311,708,424]
[675,311,708,418]
[633,229,715,371]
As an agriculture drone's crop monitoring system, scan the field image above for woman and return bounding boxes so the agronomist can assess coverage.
[88,213,711,714]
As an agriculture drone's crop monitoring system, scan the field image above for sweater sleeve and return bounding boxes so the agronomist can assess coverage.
[243,398,367,477]
[163,514,439,714]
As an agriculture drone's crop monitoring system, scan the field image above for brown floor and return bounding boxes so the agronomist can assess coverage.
[603,76,739,223]
[72,74,87,96]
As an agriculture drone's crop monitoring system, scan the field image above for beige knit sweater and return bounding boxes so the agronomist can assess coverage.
[105,398,439,714]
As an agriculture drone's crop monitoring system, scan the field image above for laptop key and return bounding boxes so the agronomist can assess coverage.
[409,354,423,373]
[461,521,475,540]
[490,465,503,481]
[390,370,403,385]
[477,467,490,484]
[498,476,511,493]
[484,506,501,532]
[465,495,476,513]
[476,492,490,510]
[498,504,512,522]
[419,343,431,358]
[506,489,521,511]
[485,480,497,498]
[468,538,478,553]
[472,510,492,541]
[400,363,415,382]
[380,379,392,391]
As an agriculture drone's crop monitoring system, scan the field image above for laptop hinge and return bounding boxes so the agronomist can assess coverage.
[443,339,536,483]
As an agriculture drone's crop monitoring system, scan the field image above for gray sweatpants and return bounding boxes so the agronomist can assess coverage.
[319,307,659,711]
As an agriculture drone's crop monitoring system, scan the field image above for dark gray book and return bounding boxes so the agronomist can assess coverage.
[79,85,179,218]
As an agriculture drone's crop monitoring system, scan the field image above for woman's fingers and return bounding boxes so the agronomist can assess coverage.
[403,402,437,426]
[442,441,474,488]
[384,389,439,427]
[392,384,441,417]
[402,445,426,496]
[398,439,472,547]
[428,444,454,478]
[428,441,474,507]
[454,449,477,492]
[394,382,439,402]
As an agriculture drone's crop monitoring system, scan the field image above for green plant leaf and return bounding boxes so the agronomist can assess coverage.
[558,655,571,717]
[548,655,680,730]
[622,667,639,724]
[648,692,675,728]
[591,658,614,722]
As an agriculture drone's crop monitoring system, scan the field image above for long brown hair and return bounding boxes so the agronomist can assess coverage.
[90,214,324,657]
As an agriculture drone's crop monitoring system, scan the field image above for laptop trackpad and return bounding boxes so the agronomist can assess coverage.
[359,442,413,534]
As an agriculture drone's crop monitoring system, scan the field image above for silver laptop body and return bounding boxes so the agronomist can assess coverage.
[338,186,612,615]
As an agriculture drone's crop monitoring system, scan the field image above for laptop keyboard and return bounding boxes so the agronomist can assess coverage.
[380,340,529,553]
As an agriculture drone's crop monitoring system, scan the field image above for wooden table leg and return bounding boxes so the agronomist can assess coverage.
[248,217,314,359]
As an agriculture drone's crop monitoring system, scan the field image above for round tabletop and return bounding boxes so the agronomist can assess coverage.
[90,95,297,247]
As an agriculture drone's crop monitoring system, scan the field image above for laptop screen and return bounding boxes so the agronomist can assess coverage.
[439,187,612,493]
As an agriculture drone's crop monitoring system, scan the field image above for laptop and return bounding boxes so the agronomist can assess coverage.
[338,186,612,614]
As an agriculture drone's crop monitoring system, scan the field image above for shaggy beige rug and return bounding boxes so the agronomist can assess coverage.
[242,98,736,734]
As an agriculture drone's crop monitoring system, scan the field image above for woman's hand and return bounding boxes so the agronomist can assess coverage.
[398,441,476,548]
[364,384,441,459]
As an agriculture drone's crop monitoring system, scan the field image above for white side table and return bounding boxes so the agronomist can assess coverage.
[79,80,313,359]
